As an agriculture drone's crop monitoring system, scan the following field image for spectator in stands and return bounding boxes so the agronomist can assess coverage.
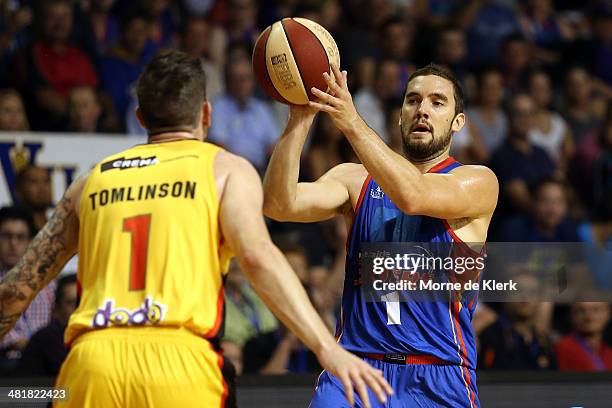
[518,0,573,64]
[66,86,102,133]
[135,0,177,50]
[81,0,120,58]
[99,11,156,129]
[208,58,279,172]
[413,0,463,28]
[460,0,521,64]
[556,302,612,371]
[221,260,279,373]
[0,1,33,63]
[561,67,603,144]
[0,206,56,375]
[353,59,402,143]
[225,0,260,46]
[497,178,579,242]
[499,34,532,95]
[257,244,321,374]
[22,0,99,130]
[15,274,77,377]
[452,68,506,164]
[479,275,555,370]
[14,166,52,231]
[591,110,612,221]
[379,17,415,86]
[564,6,612,87]
[304,114,345,180]
[180,17,224,100]
[491,93,556,223]
[527,70,573,168]
[434,25,469,85]
[0,89,29,131]
[571,102,612,214]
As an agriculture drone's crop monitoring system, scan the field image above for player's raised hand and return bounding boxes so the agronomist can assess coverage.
[287,103,318,127]
[308,64,360,133]
[316,343,393,408]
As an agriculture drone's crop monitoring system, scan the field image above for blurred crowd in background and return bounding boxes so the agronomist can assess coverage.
[0,0,611,379]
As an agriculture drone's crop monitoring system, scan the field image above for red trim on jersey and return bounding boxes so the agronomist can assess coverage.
[216,350,229,408]
[426,157,458,174]
[453,300,477,407]
[204,285,225,338]
[357,352,447,365]
[442,219,485,260]
[346,175,372,250]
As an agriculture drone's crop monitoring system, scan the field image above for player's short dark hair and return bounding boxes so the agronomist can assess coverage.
[0,206,37,238]
[137,51,207,135]
[55,273,77,307]
[406,63,464,116]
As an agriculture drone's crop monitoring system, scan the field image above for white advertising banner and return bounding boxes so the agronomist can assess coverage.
[0,132,145,206]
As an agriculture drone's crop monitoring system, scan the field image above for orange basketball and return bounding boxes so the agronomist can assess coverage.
[252,17,340,105]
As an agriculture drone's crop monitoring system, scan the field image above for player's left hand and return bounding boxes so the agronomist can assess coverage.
[309,64,360,133]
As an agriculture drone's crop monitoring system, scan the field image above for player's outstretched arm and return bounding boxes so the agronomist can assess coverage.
[0,175,84,338]
[310,65,499,220]
[218,152,392,408]
[263,105,352,222]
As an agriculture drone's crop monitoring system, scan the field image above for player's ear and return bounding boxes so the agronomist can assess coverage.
[135,107,145,128]
[451,112,465,133]
[202,102,212,127]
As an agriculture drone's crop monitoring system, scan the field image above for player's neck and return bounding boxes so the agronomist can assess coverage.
[148,132,202,143]
[410,152,450,173]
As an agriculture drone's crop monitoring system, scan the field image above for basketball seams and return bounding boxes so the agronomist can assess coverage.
[293,17,340,67]
[291,18,331,99]
[265,20,309,105]
[280,18,310,103]
[253,27,290,104]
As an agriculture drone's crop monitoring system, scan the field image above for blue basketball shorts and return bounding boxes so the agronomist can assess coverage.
[310,357,479,408]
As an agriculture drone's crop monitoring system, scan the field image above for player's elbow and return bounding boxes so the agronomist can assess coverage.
[262,196,294,222]
[395,192,424,215]
[238,240,276,277]
[394,181,431,215]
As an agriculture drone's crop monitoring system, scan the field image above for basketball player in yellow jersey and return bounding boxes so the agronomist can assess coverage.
[0,51,392,408]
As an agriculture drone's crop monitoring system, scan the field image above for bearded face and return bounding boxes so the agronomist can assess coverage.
[400,115,453,161]
[399,75,464,162]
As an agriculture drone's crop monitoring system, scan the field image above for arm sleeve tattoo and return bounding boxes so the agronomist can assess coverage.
[0,193,78,338]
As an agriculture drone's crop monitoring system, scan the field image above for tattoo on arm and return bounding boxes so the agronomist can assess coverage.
[0,194,78,337]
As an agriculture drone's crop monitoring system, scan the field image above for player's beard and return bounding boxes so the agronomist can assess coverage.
[401,122,453,161]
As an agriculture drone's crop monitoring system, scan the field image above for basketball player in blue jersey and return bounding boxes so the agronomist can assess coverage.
[263,64,498,407]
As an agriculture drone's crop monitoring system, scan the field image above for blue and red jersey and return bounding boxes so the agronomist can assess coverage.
[338,157,479,370]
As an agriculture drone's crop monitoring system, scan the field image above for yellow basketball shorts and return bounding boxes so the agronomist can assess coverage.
[54,327,227,408]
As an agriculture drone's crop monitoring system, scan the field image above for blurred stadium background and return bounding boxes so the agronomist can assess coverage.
[0,0,611,407]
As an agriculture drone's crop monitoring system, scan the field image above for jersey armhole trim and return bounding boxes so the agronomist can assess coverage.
[346,175,372,250]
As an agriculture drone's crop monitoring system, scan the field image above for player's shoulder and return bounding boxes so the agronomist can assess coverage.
[213,150,261,191]
[450,164,498,185]
[214,149,255,173]
[322,162,367,183]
